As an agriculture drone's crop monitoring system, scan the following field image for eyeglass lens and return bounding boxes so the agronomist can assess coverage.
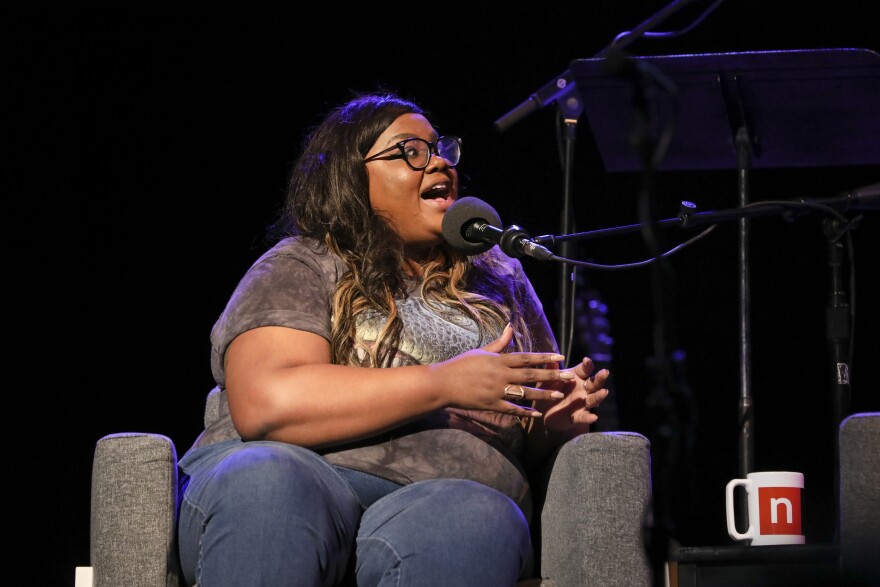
[436,137,460,166]
[404,137,460,168]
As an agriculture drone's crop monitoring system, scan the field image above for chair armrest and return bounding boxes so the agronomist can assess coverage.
[90,432,180,587]
[541,431,652,587]
[204,386,222,428]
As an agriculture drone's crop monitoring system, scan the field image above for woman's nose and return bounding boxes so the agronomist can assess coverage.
[426,151,452,172]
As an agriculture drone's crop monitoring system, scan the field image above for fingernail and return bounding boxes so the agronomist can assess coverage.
[550,354,565,362]
[560,371,574,380]
[550,391,565,399]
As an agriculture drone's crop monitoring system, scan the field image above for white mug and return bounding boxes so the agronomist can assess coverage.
[725,471,804,545]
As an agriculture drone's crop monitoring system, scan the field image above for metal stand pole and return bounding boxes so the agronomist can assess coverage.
[824,218,853,543]
[735,127,754,531]
[555,96,584,359]
[556,120,578,358]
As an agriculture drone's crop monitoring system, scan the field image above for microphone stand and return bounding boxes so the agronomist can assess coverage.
[535,191,876,245]
[823,217,853,544]
[532,198,868,243]
[493,0,705,364]
[494,7,714,580]
[556,99,583,359]
[631,63,678,587]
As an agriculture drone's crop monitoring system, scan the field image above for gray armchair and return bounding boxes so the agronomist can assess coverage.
[839,411,880,585]
[81,388,655,587]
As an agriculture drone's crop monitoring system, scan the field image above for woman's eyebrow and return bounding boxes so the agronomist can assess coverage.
[386,132,438,143]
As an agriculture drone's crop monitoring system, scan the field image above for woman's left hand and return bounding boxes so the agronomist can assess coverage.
[538,357,610,432]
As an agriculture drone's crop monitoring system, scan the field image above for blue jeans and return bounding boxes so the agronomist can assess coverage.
[178,440,532,586]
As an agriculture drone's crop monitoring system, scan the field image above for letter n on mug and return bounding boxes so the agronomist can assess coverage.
[726,471,805,545]
[759,486,801,535]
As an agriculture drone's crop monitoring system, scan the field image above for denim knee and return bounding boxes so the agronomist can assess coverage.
[356,479,531,586]
[178,441,361,586]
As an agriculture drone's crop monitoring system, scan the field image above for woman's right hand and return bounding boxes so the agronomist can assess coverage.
[428,325,572,418]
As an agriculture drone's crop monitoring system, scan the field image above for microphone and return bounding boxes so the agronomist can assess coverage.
[442,197,555,260]
[821,182,880,211]
[773,183,880,215]
[493,70,577,133]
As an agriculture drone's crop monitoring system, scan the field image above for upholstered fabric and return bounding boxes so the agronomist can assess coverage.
[204,386,221,428]
[90,433,181,587]
[541,431,653,587]
[839,412,880,584]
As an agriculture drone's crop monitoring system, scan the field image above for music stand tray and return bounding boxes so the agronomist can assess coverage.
[570,48,880,172]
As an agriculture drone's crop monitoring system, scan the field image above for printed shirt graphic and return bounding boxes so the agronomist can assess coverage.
[758,486,802,535]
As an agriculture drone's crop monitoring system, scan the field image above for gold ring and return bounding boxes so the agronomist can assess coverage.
[504,384,525,400]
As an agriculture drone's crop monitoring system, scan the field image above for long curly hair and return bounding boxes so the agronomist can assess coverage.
[277,92,533,367]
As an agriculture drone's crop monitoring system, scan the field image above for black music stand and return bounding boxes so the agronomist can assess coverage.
[570,48,880,172]
[570,47,880,542]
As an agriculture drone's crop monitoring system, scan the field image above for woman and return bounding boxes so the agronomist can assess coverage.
[177,92,610,586]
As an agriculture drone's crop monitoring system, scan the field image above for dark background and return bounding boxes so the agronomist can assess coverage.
[10,1,879,583]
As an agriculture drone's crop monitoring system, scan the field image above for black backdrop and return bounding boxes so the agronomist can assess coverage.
[11,1,879,583]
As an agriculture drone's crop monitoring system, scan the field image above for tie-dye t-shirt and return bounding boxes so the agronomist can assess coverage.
[185,237,557,512]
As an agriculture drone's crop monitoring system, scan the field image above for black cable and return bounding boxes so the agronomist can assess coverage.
[546,224,717,270]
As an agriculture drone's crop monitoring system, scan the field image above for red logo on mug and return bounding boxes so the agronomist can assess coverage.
[758,487,801,535]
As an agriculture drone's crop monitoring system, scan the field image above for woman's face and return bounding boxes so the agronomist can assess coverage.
[364,113,458,257]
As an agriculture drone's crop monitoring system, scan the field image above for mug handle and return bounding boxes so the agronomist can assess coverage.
[725,479,754,541]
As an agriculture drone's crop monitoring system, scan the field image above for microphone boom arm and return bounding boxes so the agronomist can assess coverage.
[535,190,877,246]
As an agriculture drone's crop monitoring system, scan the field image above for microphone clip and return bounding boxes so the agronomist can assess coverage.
[502,225,555,261]
[499,225,532,258]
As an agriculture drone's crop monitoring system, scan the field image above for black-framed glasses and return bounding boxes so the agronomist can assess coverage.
[363,136,461,170]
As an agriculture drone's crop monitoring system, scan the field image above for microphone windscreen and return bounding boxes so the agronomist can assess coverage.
[441,196,503,255]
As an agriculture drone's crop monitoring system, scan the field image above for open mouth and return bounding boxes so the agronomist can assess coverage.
[421,183,452,200]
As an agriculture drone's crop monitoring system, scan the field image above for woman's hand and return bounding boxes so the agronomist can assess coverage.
[538,357,610,432]
[428,325,574,419]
